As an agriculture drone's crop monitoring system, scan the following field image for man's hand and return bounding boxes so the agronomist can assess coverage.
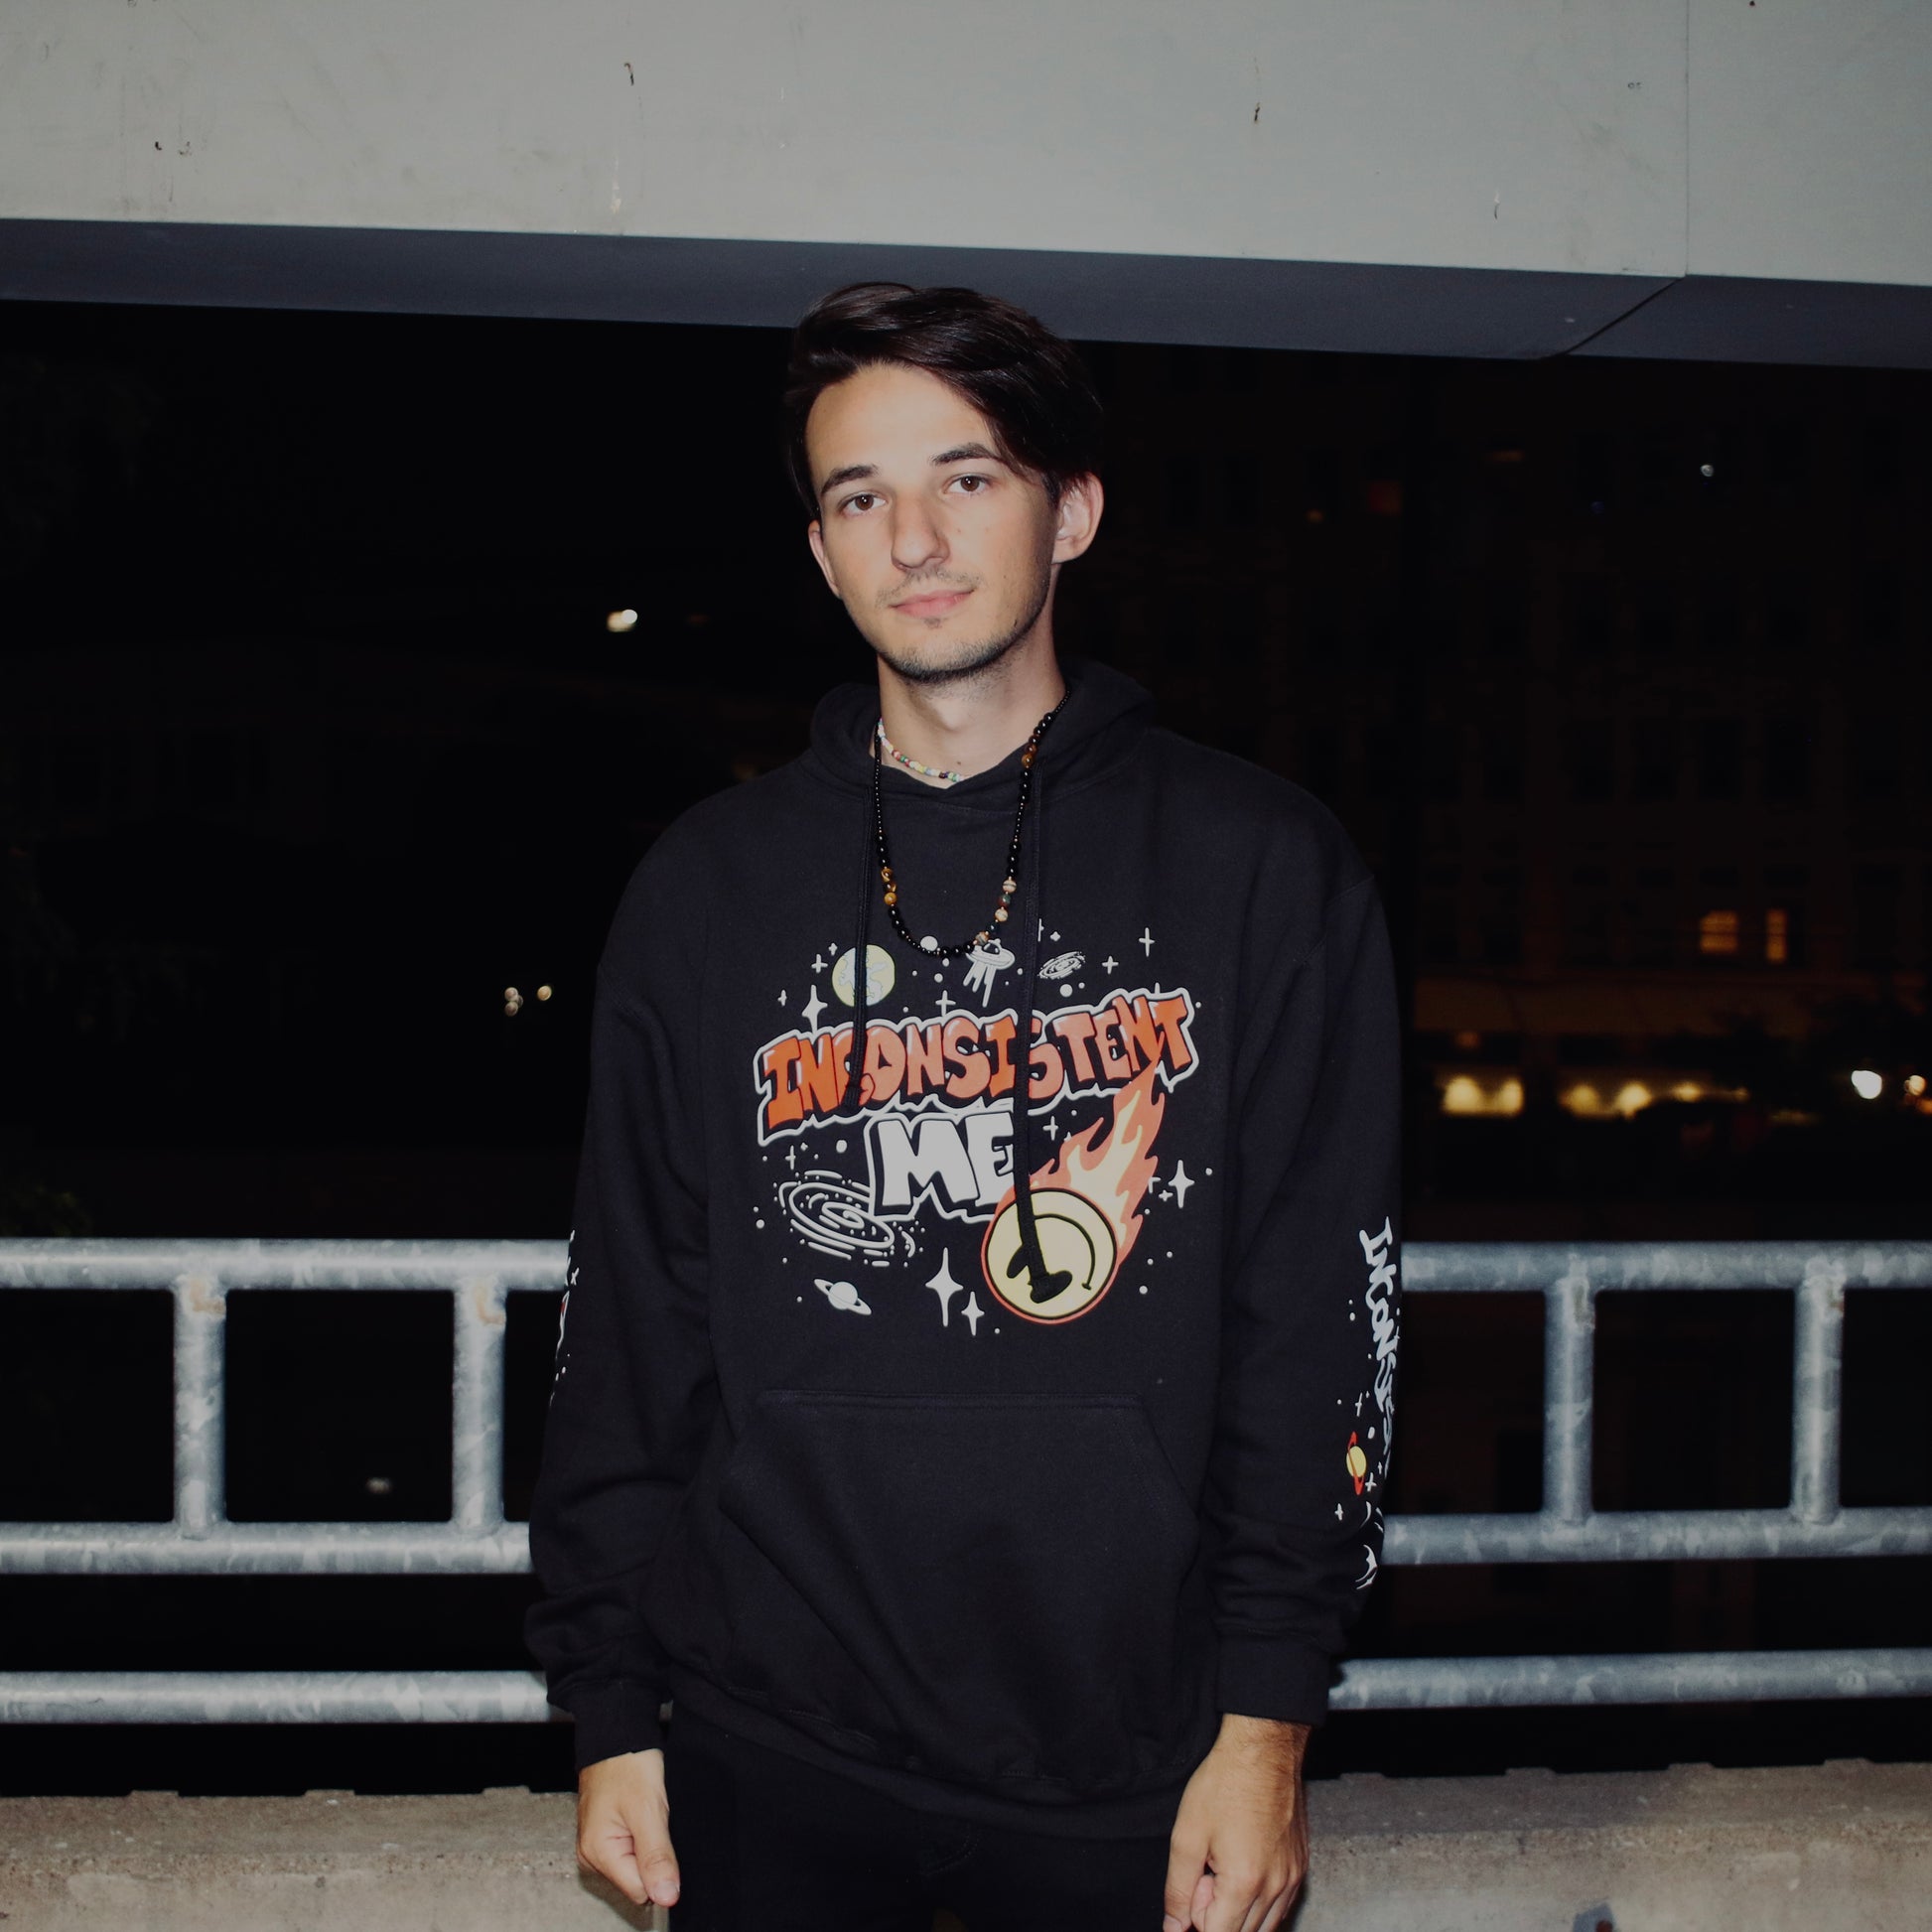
[1162,1714,1311,1932]
[578,1747,680,1911]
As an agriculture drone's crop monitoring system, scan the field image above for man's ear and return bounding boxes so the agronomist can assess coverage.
[806,517,842,598]
[1051,474,1104,564]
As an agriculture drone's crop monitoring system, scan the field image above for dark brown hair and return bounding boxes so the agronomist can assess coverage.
[781,282,1103,515]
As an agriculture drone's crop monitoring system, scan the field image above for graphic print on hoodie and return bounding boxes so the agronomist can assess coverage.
[524,654,1403,1839]
[755,938,1200,1331]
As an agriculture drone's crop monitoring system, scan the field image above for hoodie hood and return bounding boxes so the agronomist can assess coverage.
[803,652,1158,801]
[809,654,1158,1306]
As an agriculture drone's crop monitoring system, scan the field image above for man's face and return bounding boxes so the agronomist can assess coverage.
[804,362,1097,687]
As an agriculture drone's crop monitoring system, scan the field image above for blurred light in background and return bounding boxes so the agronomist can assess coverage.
[1442,1075,1525,1117]
[1698,909,1739,955]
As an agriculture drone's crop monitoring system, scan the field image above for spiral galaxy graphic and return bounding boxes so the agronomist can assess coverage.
[778,1171,907,1266]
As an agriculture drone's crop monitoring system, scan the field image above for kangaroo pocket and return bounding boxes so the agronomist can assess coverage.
[711,1389,1204,1795]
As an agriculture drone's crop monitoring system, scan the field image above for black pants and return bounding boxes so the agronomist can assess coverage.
[663,1704,1177,1932]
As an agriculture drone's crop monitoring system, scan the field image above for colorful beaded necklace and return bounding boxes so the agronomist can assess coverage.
[871,698,1065,958]
[876,719,967,785]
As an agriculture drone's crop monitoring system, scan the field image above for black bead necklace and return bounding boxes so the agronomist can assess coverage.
[871,699,1065,959]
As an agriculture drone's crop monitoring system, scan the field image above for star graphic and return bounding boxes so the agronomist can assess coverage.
[800,985,826,1031]
[935,988,955,1018]
[812,953,828,973]
[925,1251,967,1326]
[785,1147,799,1171]
[1334,1503,1344,1521]
[961,1292,985,1336]
[1101,955,1119,973]
[1042,1115,1061,1141]
[776,987,787,1007]
[1138,927,1155,955]
[1168,1161,1193,1209]
[1354,1392,1365,1416]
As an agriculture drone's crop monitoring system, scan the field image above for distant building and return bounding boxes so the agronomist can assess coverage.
[1071,344,1930,1118]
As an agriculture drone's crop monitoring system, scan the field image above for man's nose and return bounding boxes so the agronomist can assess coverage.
[890,499,947,573]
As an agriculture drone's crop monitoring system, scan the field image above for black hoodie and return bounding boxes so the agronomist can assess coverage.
[524,653,1403,1838]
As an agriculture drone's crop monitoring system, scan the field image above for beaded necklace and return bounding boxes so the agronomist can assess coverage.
[876,719,967,785]
[871,698,1065,959]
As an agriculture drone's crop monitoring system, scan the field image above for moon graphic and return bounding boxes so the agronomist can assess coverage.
[979,1187,1118,1324]
[831,944,896,1007]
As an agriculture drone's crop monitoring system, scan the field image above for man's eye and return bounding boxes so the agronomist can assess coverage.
[843,492,878,513]
[952,475,988,493]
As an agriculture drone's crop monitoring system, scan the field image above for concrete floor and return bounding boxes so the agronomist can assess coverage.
[3,1759,1929,1930]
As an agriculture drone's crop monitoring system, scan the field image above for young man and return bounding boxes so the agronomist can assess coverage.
[525,284,1403,1932]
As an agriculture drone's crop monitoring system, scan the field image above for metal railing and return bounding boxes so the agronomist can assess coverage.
[2,1237,1929,1725]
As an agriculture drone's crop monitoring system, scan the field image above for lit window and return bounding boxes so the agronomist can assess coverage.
[1699,909,1739,956]
[1765,906,1789,964]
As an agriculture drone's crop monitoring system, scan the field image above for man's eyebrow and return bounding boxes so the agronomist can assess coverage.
[931,443,1004,467]
[817,462,877,500]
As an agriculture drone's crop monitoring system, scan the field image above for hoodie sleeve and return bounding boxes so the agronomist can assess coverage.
[522,836,719,1769]
[1205,860,1403,1727]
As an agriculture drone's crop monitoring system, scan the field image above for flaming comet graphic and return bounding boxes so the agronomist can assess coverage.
[1029,1061,1166,1272]
[980,1062,1168,1323]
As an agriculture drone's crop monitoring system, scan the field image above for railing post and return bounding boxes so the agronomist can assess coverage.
[453,1277,507,1533]
[1543,1267,1593,1526]
[173,1270,226,1537]
[1792,1254,1846,1526]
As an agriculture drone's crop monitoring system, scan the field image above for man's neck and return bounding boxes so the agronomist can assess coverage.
[877,639,1067,789]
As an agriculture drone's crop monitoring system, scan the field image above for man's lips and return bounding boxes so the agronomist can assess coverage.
[892,589,973,619]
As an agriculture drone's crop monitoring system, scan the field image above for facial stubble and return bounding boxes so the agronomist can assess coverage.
[864,552,1056,693]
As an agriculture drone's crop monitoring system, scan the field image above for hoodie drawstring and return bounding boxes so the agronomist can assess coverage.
[840,828,876,1117]
[1007,760,1062,1299]
[839,752,1059,1300]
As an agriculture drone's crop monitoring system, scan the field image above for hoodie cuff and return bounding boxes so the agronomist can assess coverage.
[1214,1636,1335,1727]
[565,1679,668,1770]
